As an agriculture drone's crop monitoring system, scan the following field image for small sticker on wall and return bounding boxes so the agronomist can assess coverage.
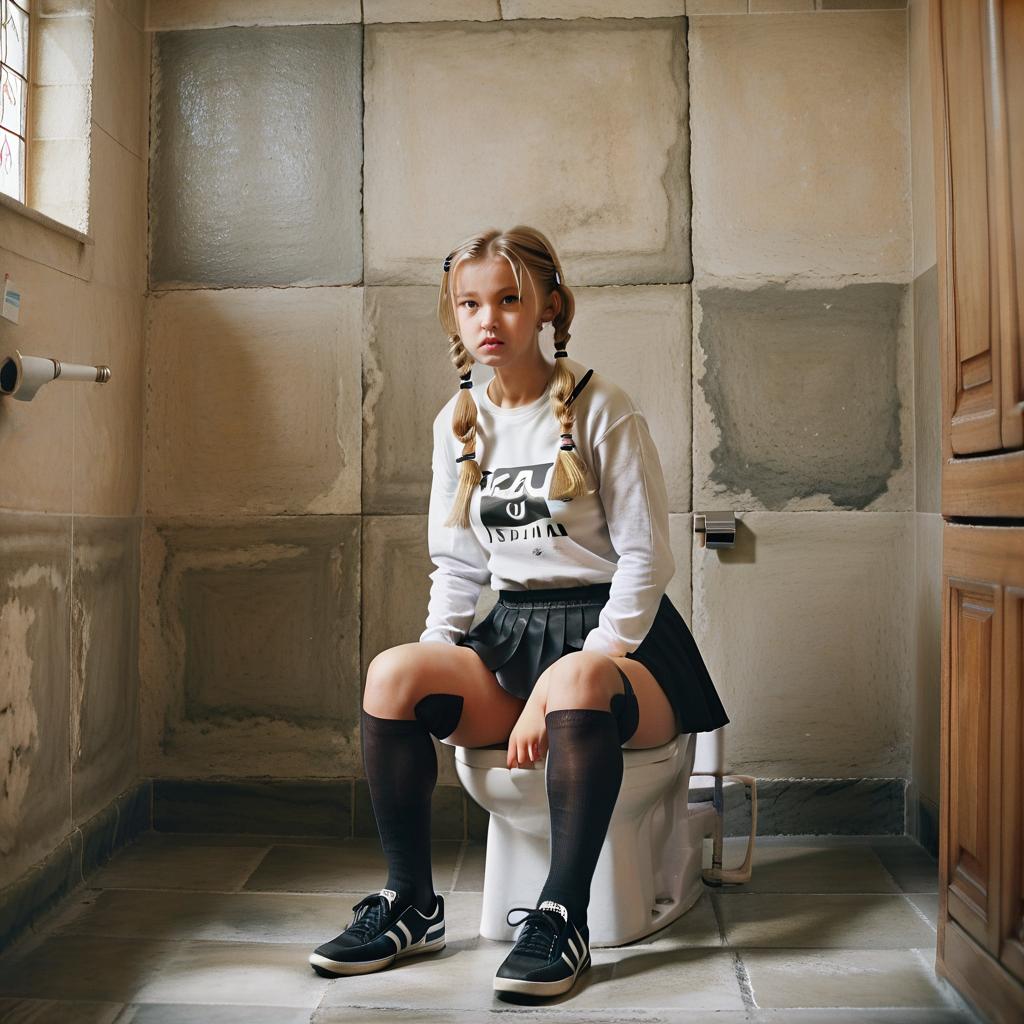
[1,274,20,324]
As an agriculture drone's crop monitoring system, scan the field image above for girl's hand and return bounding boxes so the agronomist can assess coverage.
[507,700,548,769]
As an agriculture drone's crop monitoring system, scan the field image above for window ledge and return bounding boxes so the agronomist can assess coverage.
[0,192,94,280]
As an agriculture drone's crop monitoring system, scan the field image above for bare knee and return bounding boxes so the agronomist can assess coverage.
[545,652,622,712]
[364,643,428,716]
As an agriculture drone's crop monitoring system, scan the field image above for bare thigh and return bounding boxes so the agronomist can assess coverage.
[364,641,526,747]
[537,652,678,750]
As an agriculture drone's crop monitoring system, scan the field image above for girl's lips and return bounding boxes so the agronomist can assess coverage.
[482,340,503,347]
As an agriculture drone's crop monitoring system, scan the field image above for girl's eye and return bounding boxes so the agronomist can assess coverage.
[460,296,518,307]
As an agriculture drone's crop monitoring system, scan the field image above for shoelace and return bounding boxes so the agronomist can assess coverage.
[344,893,393,943]
[506,906,562,960]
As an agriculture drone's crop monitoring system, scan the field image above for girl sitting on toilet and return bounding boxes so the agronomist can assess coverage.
[309,225,730,1000]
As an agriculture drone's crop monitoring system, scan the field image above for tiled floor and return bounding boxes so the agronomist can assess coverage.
[0,833,985,1023]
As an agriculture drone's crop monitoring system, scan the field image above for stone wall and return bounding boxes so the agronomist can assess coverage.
[140,0,925,823]
[0,0,946,949]
[0,0,150,893]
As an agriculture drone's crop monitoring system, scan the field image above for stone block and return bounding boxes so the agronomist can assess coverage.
[145,287,362,516]
[89,123,148,294]
[501,0,685,17]
[912,512,942,807]
[140,516,362,777]
[690,9,910,279]
[367,0,500,21]
[0,250,76,513]
[93,0,149,158]
[71,517,141,825]
[913,265,940,514]
[0,513,72,888]
[693,283,913,511]
[72,282,145,516]
[910,0,936,275]
[147,0,361,29]
[692,511,915,778]
[364,18,689,285]
[149,25,362,287]
[364,284,692,513]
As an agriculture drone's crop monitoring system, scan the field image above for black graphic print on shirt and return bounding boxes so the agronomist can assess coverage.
[478,462,569,543]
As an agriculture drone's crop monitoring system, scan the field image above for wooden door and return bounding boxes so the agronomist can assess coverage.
[934,0,1024,517]
[932,1,1024,1020]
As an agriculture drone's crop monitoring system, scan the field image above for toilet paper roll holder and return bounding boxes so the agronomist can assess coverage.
[0,348,111,402]
[693,511,736,548]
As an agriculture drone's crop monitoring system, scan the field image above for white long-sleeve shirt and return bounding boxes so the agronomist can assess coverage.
[419,354,675,658]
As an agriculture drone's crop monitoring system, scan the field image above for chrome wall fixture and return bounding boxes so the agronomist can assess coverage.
[693,511,737,549]
[0,349,111,402]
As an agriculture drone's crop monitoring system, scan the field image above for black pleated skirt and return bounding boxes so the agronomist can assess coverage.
[456,582,730,735]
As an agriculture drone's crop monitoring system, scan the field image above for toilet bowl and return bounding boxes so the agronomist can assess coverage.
[445,731,716,947]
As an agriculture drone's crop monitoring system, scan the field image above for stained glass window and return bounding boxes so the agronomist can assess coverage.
[1,0,29,204]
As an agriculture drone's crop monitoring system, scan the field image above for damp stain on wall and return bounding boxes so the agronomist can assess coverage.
[696,282,906,509]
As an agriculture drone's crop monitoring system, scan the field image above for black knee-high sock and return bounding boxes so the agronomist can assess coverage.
[536,708,624,931]
[360,708,437,915]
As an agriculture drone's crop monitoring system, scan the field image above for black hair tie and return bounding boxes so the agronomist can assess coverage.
[456,452,476,463]
[553,350,568,358]
[459,380,473,389]
[559,432,576,452]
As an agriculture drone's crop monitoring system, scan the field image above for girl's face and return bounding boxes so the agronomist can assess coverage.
[451,256,559,369]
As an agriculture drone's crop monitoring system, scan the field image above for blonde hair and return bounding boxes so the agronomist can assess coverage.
[436,226,595,528]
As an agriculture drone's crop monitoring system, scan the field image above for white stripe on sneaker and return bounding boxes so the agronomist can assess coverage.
[396,920,413,945]
[566,936,579,961]
[384,929,403,952]
[561,951,578,973]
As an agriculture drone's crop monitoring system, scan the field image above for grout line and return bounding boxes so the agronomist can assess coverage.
[731,949,758,1010]
[450,839,468,892]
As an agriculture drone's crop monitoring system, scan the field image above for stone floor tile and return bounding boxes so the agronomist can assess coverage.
[716,842,901,894]
[451,842,485,892]
[625,890,723,948]
[587,946,746,1011]
[242,839,462,893]
[867,842,938,893]
[0,936,183,1003]
[715,894,937,948]
[131,941,329,1007]
[87,843,269,891]
[119,1007,311,1024]
[0,997,125,1023]
[906,893,938,929]
[316,941,512,1011]
[318,941,745,1012]
[55,887,485,947]
[315,1010,750,1024]
[741,947,949,1009]
[734,1011,977,1023]
[135,831,351,848]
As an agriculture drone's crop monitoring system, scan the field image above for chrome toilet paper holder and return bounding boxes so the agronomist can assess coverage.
[693,511,736,549]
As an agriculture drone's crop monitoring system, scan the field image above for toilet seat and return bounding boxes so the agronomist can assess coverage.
[453,736,683,769]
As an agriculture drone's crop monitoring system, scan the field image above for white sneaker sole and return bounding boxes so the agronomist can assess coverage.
[309,932,445,977]
[493,951,591,997]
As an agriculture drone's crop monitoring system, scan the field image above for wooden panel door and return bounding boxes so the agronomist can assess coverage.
[933,0,1024,520]
[997,0,1023,450]
[1001,583,1024,984]
[939,523,1024,1020]
[934,0,1002,456]
[942,534,1001,955]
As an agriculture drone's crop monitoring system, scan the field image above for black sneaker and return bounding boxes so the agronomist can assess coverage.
[308,888,445,977]
[493,899,591,998]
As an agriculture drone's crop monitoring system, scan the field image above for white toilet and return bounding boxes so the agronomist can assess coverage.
[443,728,727,948]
